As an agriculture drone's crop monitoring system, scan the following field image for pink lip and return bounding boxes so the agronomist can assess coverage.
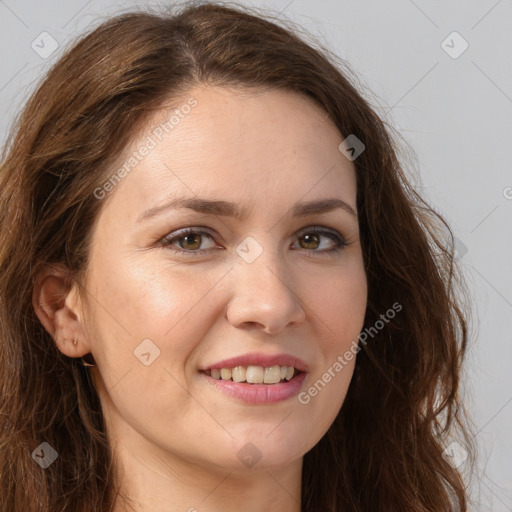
[199,371,307,404]
[201,352,309,372]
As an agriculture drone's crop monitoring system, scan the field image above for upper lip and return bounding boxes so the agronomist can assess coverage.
[201,352,309,372]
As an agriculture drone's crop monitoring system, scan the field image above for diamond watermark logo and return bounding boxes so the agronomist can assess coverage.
[237,442,262,468]
[441,32,469,59]
[338,134,365,161]
[134,338,161,366]
[442,441,468,469]
[31,32,59,59]
[31,442,58,469]
[236,236,263,263]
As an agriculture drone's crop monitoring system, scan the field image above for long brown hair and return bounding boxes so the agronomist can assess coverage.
[0,1,476,510]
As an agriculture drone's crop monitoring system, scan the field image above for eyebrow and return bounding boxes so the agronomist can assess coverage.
[136,197,357,223]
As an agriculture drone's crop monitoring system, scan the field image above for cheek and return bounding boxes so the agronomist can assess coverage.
[85,256,231,382]
[296,263,366,420]
[89,255,208,336]
[318,281,366,327]
[123,264,227,342]
[306,261,368,343]
[85,260,221,432]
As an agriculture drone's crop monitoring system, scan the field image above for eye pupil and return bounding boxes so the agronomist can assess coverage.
[300,233,320,249]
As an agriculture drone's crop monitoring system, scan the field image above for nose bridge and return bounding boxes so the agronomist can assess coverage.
[226,234,306,332]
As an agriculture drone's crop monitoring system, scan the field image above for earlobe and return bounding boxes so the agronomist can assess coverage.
[32,266,89,358]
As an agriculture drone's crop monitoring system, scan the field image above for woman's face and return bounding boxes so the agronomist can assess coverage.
[80,85,367,472]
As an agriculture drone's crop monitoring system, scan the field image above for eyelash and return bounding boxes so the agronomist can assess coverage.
[159,226,348,258]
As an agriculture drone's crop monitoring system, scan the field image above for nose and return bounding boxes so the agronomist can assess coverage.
[225,246,306,334]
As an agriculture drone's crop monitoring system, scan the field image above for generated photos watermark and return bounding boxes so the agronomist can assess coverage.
[298,301,402,405]
[93,96,198,200]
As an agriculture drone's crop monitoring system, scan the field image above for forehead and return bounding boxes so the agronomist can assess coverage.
[99,85,357,222]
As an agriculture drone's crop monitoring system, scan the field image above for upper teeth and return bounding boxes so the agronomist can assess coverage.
[208,365,296,383]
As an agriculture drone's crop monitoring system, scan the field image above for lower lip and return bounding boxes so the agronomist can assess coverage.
[199,371,307,404]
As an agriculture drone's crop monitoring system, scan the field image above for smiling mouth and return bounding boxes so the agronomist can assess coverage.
[201,365,301,384]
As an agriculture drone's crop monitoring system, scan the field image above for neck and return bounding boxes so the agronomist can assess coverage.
[110,434,303,512]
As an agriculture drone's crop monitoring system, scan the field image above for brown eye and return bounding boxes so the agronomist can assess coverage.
[161,226,347,258]
[161,228,218,256]
[178,233,203,251]
[298,233,321,250]
[293,227,347,256]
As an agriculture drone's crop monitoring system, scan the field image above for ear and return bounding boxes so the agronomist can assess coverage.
[32,264,91,358]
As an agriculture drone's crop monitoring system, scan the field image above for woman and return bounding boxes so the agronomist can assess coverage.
[0,1,476,510]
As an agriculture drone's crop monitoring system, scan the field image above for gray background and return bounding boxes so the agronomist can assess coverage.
[1,1,511,509]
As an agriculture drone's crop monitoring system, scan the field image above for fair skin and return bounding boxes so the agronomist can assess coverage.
[33,85,367,512]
